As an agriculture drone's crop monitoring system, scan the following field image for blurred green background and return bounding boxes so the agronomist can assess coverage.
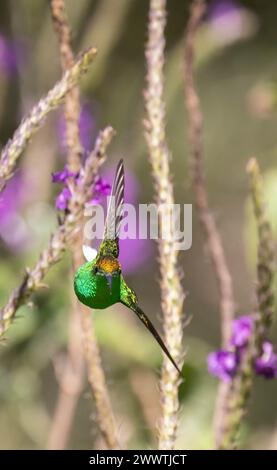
[1,0,277,450]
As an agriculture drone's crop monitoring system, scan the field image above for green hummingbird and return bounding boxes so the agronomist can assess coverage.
[74,160,181,374]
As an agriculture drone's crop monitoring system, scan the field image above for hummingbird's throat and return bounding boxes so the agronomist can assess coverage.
[97,255,120,274]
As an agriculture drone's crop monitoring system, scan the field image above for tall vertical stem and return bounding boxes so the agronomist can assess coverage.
[183,0,235,447]
[144,0,184,450]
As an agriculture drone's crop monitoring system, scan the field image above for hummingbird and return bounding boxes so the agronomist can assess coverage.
[74,160,181,375]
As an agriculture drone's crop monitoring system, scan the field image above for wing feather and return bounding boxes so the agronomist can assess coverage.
[104,159,125,241]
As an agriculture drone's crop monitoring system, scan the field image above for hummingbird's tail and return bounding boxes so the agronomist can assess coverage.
[120,300,182,376]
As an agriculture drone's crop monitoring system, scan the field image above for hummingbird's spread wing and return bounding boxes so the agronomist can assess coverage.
[120,280,182,375]
[98,159,125,259]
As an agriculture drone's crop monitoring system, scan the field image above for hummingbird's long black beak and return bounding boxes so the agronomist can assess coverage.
[105,273,113,293]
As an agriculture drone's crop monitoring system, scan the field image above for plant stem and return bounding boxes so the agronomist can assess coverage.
[183,0,235,448]
[216,158,275,449]
[144,0,184,450]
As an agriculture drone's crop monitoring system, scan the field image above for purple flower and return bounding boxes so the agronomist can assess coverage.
[52,165,76,210]
[208,314,277,382]
[52,164,110,211]
[231,315,253,348]
[87,177,111,206]
[255,342,277,379]
[95,177,111,196]
[208,350,238,382]
[55,187,72,211]
[52,165,77,184]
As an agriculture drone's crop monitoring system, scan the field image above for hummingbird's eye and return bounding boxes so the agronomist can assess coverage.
[93,266,98,274]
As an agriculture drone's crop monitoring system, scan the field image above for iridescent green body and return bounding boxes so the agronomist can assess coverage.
[74,257,136,310]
